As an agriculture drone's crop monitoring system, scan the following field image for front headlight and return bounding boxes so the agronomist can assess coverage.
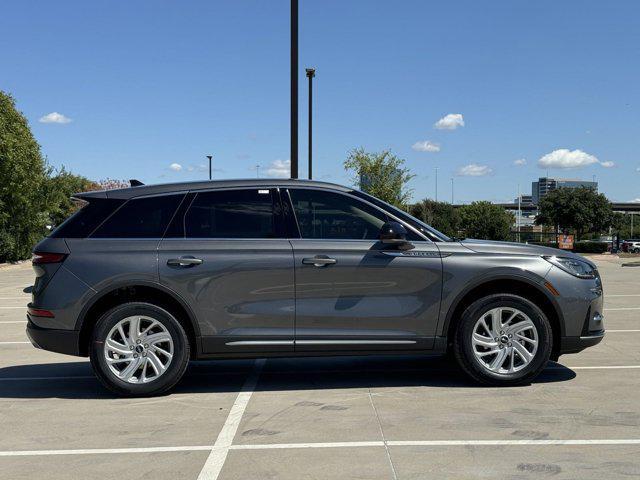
[543,256,597,279]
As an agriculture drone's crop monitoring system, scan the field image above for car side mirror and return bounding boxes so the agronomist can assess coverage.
[379,221,414,250]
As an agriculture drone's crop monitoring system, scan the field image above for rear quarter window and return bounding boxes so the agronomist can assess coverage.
[50,198,125,238]
[91,194,185,238]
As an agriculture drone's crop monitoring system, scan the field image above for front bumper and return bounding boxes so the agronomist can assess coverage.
[559,331,605,354]
[26,320,80,356]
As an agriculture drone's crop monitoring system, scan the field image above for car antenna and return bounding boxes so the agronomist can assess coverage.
[129,179,144,187]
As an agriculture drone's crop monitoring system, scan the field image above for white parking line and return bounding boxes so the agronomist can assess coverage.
[0,320,26,324]
[0,307,25,310]
[196,358,265,480]
[1,439,640,457]
[607,330,640,333]
[605,307,640,311]
[0,341,30,345]
[607,294,640,297]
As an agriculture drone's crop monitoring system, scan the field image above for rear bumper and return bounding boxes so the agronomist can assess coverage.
[26,320,81,356]
[559,331,605,354]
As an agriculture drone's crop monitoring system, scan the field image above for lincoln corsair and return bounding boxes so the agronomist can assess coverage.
[27,180,605,396]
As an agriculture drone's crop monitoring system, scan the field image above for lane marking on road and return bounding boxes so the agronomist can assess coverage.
[1,439,640,457]
[196,358,265,480]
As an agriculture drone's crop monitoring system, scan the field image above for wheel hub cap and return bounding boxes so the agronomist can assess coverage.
[104,315,174,384]
[471,307,539,374]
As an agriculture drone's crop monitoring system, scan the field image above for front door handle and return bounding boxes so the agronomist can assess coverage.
[167,256,203,267]
[302,256,337,267]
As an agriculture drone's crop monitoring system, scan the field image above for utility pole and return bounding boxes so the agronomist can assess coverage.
[206,155,213,180]
[435,167,439,202]
[306,68,315,180]
[450,177,454,204]
[517,184,522,243]
[290,0,299,179]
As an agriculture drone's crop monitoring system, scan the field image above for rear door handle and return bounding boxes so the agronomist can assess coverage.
[167,256,203,267]
[302,256,337,267]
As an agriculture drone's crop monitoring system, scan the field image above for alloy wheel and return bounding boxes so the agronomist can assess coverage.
[471,307,538,374]
[104,316,174,383]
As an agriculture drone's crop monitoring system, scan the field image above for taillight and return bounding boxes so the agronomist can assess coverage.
[32,252,67,265]
[28,307,55,318]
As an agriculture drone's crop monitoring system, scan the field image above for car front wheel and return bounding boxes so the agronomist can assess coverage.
[90,302,190,396]
[453,294,552,386]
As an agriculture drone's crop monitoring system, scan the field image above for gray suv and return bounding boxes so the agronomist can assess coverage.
[27,180,605,396]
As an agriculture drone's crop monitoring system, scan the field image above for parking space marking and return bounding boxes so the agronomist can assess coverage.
[2,439,640,457]
[0,341,30,345]
[0,307,25,310]
[607,294,640,297]
[607,329,640,333]
[605,307,640,311]
[196,358,265,480]
[0,446,213,457]
[0,320,26,324]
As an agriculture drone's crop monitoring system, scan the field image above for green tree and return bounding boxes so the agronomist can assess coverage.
[0,91,49,261]
[344,148,414,208]
[535,187,613,240]
[459,201,514,240]
[409,199,461,238]
[43,167,99,228]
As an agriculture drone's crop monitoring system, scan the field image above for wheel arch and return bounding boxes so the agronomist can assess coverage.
[77,281,201,358]
[442,275,564,357]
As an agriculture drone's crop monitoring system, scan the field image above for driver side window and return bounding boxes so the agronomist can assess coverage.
[288,189,388,240]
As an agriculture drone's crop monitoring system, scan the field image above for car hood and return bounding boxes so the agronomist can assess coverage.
[459,238,594,266]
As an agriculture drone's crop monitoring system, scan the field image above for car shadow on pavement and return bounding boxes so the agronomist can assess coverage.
[0,355,576,400]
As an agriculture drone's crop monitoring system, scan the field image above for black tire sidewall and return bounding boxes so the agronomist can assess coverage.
[90,302,189,396]
[454,294,552,385]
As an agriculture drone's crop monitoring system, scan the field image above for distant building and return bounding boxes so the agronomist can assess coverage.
[514,194,534,205]
[531,177,597,205]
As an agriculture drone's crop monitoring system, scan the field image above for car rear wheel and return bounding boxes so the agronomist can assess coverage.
[453,294,552,386]
[90,302,190,396]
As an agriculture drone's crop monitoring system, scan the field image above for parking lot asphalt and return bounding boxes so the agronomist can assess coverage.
[0,257,639,479]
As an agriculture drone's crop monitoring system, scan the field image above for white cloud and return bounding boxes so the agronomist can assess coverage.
[631,198,640,203]
[39,112,72,124]
[600,161,615,168]
[636,167,640,172]
[456,163,493,176]
[513,158,527,166]
[266,159,291,178]
[169,163,182,171]
[537,149,603,169]
[434,113,464,130]
[412,140,440,152]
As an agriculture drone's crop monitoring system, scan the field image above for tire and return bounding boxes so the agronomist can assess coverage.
[90,302,190,397]
[453,294,552,386]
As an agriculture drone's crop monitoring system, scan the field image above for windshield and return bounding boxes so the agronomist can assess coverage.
[351,190,452,242]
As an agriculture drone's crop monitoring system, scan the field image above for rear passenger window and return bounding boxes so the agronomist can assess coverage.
[91,194,184,238]
[184,189,277,238]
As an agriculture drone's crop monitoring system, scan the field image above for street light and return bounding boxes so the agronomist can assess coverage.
[206,155,213,180]
[290,0,299,179]
[306,68,315,180]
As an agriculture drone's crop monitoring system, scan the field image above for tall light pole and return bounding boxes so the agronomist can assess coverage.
[290,0,299,179]
[306,68,315,180]
[206,155,213,180]
[450,177,454,204]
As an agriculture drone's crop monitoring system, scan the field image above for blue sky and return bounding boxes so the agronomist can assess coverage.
[2,0,639,203]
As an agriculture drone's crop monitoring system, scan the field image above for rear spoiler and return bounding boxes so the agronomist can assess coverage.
[72,179,145,201]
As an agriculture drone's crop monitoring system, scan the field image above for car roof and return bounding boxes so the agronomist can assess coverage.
[74,178,353,200]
